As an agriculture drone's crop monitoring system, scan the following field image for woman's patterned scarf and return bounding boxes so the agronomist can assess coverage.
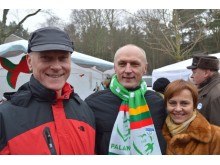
[166,110,197,136]
[108,75,161,155]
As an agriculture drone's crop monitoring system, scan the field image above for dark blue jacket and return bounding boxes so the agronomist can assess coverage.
[85,88,167,155]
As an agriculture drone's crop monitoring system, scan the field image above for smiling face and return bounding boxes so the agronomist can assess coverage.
[114,45,147,89]
[166,89,194,124]
[27,50,71,95]
[164,79,198,124]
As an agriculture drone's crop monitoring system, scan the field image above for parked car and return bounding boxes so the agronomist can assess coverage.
[142,75,153,90]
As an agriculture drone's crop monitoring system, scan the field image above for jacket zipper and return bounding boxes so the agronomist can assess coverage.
[43,127,57,155]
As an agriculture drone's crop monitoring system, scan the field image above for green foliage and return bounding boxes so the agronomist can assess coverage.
[8,21,30,39]
[207,11,220,30]
[0,9,40,44]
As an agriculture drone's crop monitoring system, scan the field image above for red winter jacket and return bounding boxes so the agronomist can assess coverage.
[0,76,95,155]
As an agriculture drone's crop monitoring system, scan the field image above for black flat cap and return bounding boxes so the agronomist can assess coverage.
[28,27,74,53]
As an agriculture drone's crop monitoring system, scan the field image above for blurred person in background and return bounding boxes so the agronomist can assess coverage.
[153,77,170,98]
[187,55,220,126]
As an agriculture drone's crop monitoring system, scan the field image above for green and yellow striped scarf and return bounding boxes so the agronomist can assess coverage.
[108,75,161,155]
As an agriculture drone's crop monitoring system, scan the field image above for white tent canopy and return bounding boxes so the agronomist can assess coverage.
[72,51,113,72]
[152,53,220,85]
[0,40,113,72]
[0,40,114,100]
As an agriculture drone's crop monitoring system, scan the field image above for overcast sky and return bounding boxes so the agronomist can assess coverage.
[23,9,72,32]
[2,0,219,33]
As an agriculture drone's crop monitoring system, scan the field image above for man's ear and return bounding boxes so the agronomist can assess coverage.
[144,63,148,74]
[26,54,32,71]
[114,64,116,72]
[204,69,211,78]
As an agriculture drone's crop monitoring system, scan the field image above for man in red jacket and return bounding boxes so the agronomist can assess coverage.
[0,27,95,155]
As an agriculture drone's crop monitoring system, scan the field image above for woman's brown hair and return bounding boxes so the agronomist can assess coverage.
[164,79,198,109]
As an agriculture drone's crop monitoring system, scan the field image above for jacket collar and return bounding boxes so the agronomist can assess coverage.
[199,72,220,89]
[163,112,212,144]
[29,75,57,102]
[186,112,212,143]
[11,75,73,106]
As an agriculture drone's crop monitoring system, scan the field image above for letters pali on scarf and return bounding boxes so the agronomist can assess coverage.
[108,75,161,155]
